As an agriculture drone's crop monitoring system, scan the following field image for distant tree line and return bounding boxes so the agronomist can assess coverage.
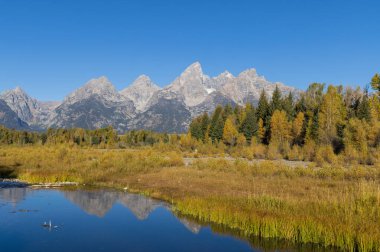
[0,126,172,148]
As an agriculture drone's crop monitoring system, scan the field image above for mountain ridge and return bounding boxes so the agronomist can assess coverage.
[0,62,298,132]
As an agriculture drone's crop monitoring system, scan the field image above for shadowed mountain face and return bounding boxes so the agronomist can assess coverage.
[0,62,297,132]
[0,99,30,130]
[128,96,191,133]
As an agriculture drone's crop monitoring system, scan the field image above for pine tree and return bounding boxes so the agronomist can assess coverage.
[209,106,224,143]
[356,94,371,122]
[282,92,295,119]
[222,104,233,121]
[256,90,269,121]
[239,106,258,143]
[270,85,282,114]
[295,95,307,113]
[305,112,319,142]
[371,73,380,95]
[189,117,203,140]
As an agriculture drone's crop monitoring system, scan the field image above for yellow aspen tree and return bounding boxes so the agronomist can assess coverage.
[270,110,291,146]
[223,116,239,146]
[257,118,265,143]
[292,112,304,144]
[318,85,346,145]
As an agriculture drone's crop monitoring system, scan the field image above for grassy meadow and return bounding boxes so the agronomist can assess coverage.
[0,145,379,251]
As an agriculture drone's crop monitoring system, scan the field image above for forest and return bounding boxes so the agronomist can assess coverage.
[189,76,380,165]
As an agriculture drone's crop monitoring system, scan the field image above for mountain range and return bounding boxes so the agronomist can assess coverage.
[0,62,296,132]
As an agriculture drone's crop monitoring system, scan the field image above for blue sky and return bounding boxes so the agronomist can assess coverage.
[0,0,379,101]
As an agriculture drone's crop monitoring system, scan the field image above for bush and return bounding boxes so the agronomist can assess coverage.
[266,143,282,160]
[287,145,304,161]
[302,140,316,161]
[315,145,337,166]
[251,143,266,159]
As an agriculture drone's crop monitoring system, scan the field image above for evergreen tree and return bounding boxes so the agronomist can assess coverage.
[239,106,258,143]
[356,94,371,122]
[209,106,224,142]
[189,117,203,141]
[270,85,282,114]
[282,92,295,119]
[256,90,269,121]
[371,73,380,95]
[222,104,233,121]
[295,95,307,113]
[200,113,210,141]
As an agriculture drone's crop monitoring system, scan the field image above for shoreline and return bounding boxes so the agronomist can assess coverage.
[0,146,379,252]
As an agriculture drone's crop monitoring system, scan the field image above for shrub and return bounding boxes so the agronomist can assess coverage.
[315,145,337,166]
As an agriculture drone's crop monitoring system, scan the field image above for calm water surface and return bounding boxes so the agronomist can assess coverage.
[0,184,332,252]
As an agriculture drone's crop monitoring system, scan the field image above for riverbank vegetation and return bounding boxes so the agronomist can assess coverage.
[0,145,379,251]
[0,80,380,251]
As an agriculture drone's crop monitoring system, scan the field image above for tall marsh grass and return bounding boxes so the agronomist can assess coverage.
[1,146,379,251]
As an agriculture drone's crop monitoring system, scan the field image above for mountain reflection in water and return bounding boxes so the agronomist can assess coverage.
[0,187,201,234]
[0,185,337,252]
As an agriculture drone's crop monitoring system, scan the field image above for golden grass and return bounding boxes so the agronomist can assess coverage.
[0,145,379,251]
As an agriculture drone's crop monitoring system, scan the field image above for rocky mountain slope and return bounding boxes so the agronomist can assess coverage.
[0,62,297,132]
[48,76,135,132]
[0,99,30,130]
[0,87,59,128]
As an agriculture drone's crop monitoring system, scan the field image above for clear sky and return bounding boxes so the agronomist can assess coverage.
[0,0,379,101]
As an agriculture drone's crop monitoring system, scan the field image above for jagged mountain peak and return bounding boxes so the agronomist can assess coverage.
[13,86,26,94]
[120,75,160,111]
[2,86,30,98]
[166,62,208,107]
[185,61,202,72]
[238,68,258,78]
[218,70,234,79]
[129,75,158,89]
[134,74,151,82]
[0,86,43,125]
[83,76,114,91]
[65,76,122,104]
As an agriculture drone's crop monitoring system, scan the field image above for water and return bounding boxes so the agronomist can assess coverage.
[0,185,331,252]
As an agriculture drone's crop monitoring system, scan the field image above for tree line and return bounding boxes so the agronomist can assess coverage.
[0,126,171,148]
[189,74,380,164]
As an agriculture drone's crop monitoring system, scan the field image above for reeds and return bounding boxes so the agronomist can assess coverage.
[0,145,379,251]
